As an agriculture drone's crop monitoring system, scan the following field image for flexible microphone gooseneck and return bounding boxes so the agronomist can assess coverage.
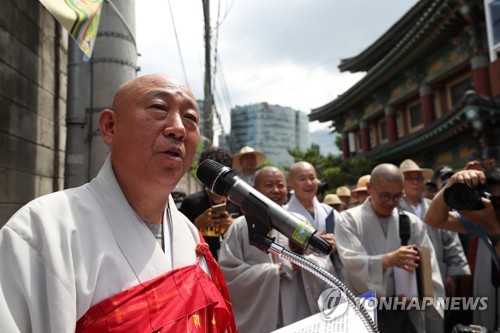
[196,159,332,255]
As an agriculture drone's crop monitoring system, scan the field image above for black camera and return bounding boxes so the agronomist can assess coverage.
[443,182,492,211]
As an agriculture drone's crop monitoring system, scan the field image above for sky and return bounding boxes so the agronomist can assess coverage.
[135,0,418,136]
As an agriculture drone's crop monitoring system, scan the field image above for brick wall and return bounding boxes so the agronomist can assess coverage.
[0,0,68,227]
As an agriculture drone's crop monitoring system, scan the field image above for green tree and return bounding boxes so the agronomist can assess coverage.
[287,148,374,193]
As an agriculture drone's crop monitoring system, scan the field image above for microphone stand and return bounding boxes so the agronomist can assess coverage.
[245,215,379,333]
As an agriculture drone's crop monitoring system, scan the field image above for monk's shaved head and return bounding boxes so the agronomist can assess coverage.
[112,74,197,113]
[289,161,315,179]
[370,163,403,186]
[367,163,404,217]
[253,166,288,205]
[254,166,285,187]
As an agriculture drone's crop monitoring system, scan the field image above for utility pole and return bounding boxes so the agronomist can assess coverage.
[202,0,213,146]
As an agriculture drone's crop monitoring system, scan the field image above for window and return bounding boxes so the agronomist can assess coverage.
[395,112,403,136]
[357,132,362,151]
[485,0,500,61]
[450,77,473,107]
[409,103,422,128]
[348,132,356,153]
[379,119,388,142]
[369,125,376,147]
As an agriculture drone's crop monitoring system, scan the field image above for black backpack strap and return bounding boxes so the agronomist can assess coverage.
[325,209,335,233]
[399,211,411,246]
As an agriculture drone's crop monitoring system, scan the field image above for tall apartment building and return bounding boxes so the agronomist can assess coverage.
[227,102,309,167]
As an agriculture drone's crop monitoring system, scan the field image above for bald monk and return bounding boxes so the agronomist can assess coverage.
[335,163,444,333]
[0,74,236,332]
[285,161,344,280]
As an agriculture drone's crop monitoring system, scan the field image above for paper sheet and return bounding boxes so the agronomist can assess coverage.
[393,267,418,298]
[271,294,376,333]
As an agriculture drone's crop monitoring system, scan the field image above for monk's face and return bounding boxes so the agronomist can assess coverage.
[288,164,318,204]
[367,179,404,218]
[101,74,200,190]
[255,171,288,206]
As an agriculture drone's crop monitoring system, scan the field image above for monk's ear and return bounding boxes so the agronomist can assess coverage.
[99,109,116,145]
[366,182,373,195]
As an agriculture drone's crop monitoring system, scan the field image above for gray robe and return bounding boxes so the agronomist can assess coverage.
[219,215,334,333]
[336,199,445,332]
[400,197,471,333]
[399,197,470,282]
[473,239,500,330]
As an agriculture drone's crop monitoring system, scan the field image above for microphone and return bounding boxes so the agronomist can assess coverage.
[196,159,332,255]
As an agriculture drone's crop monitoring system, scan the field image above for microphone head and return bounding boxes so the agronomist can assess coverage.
[196,159,238,196]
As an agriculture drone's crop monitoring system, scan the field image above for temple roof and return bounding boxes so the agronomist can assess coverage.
[310,0,468,122]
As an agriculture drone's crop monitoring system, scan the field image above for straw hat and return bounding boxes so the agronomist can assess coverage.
[323,194,343,206]
[336,186,351,197]
[232,146,266,171]
[351,175,370,199]
[399,159,434,181]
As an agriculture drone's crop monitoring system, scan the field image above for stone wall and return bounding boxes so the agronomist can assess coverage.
[0,0,68,227]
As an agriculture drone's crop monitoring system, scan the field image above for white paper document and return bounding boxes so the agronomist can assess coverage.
[271,295,376,333]
[393,267,418,299]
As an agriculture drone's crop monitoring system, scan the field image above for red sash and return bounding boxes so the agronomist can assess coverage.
[76,240,236,332]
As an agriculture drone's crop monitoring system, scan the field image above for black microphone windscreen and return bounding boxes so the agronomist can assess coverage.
[196,159,224,188]
[196,159,238,197]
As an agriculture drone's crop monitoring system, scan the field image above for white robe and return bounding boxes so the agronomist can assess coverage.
[0,156,204,333]
[219,215,334,333]
[285,194,344,280]
[285,194,337,232]
[336,199,445,332]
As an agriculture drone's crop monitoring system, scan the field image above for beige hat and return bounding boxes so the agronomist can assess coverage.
[323,194,343,206]
[232,146,266,171]
[336,186,351,197]
[351,175,370,198]
[399,159,434,181]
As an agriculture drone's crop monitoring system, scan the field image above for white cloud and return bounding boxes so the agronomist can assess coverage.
[135,0,418,136]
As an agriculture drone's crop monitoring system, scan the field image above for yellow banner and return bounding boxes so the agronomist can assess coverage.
[39,0,103,58]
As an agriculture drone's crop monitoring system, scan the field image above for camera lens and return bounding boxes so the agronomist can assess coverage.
[444,183,480,210]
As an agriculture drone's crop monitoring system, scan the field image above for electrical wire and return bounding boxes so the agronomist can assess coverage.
[216,0,236,27]
[167,0,190,87]
[212,0,232,139]
[216,57,233,122]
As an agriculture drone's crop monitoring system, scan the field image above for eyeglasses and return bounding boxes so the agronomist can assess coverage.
[405,176,424,182]
[371,184,404,203]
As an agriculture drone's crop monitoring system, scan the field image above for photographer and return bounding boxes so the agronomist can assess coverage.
[425,168,500,259]
[425,167,500,331]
